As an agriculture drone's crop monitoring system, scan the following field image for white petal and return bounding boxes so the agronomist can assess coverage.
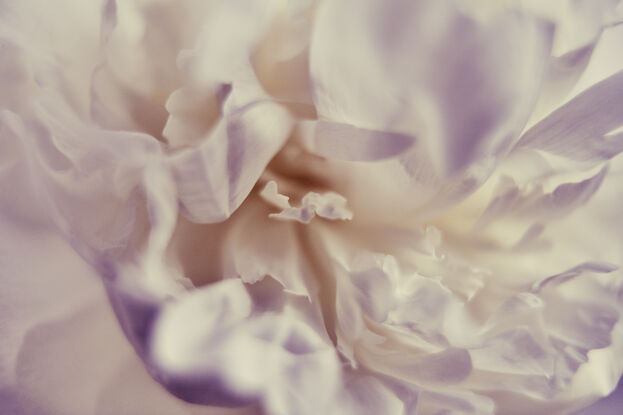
[149,280,342,414]
[532,262,618,292]
[0,0,102,117]
[416,389,495,415]
[169,98,293,223]
[298,120,415,162]
[341,377,405,415]
[221,194,318,297]
[516,166,608,220]
[91,0,215,135]
[310,0,551,175]
[518,70,623,162]
[4,100,163,262]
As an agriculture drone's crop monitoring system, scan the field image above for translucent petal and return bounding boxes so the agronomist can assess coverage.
[310,0,551,175]
[518,70,623,162]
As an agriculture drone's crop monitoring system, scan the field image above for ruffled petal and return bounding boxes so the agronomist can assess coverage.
[475,165,608,229]
[0,0,102,117]
[220,194,319,297]
[91,0,216,135]
[168,97,293,223]
[3,2,623,415]
[148,279,342,414]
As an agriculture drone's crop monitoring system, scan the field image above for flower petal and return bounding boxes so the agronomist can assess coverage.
[168,97,293,223]
[342,377,405,415]
[310,0,552,175]
[148,279,342,414]
[298,120,415,162]
[518,70,623,162]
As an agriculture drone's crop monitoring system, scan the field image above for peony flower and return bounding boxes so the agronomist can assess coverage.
[2,0,623,414]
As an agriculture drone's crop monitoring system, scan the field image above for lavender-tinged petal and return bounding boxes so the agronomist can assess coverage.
[532,262,618,292]
[341,377,405,415]
[310,0,552,175]
[516,166,608,220]
[532,43,597,120]
[148,280,342,414]
[518,70,623,162]
[169,99,293,223]
[298,120,415,162]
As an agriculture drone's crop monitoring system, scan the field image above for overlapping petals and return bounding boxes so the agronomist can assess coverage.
[2,0,623,415]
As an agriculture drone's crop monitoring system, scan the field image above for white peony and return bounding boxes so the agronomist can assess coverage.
[2,0,623,414]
